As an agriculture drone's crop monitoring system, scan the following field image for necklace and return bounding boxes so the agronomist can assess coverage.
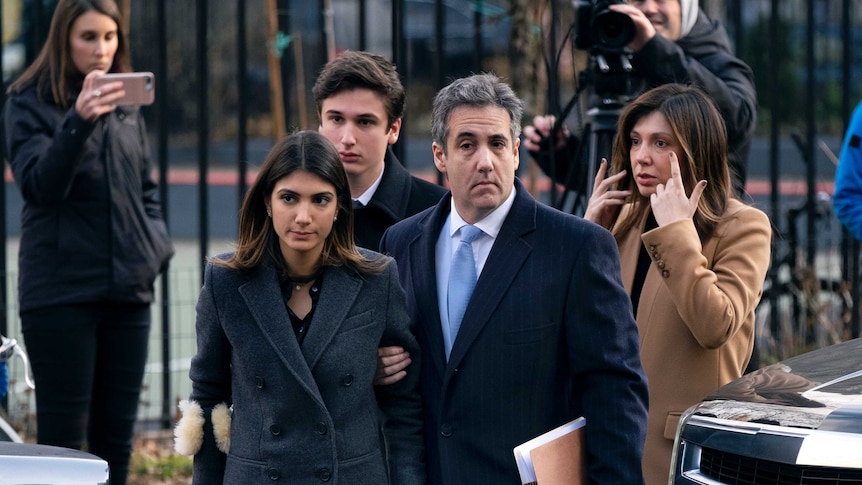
[286,268,322,292]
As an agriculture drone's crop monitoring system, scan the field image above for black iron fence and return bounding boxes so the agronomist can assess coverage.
[1,0,860,433]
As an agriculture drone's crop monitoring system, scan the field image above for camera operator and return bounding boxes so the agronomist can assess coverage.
[524,0,756,198]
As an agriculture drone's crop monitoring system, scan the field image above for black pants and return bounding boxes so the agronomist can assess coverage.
[22,302,151,485]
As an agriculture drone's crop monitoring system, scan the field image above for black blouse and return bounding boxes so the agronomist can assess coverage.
[278,273,323,346]
[630,211,658,315]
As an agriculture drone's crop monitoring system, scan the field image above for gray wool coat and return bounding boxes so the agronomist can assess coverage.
[188,250,425,484]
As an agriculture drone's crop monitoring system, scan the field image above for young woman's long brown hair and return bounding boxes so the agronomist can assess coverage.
[216,130,387,275]
[609,84,735,243]
[7,0,130,108]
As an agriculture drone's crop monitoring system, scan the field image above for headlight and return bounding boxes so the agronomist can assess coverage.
[667,404,699,484]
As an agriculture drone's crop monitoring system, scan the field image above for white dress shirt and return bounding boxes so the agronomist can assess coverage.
[435,187,517,357]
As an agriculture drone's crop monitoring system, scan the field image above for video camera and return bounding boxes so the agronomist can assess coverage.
[574,0,636,52]
[540,0,639,211]
[571,0,637,101]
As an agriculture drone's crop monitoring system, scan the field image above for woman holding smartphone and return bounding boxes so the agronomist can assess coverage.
[1,1,173,483]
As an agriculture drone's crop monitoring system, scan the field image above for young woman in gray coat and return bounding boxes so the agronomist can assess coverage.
[175,130,425,484]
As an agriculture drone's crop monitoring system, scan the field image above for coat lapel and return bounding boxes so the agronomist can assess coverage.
[447,180,535,371]
[239,266,324,406]
[412,195,451,379]
[301,266,362,371]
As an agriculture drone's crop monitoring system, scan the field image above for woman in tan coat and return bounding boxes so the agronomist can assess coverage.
[585,84,771,485]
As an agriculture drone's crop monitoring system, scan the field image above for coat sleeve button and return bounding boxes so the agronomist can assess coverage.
[440,424,453,437]
[255,376,265,389]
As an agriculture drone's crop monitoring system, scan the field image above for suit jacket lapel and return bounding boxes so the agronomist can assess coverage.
[447,180,535,371]
[239,266,323,405]
[412,195,451,379]
[301,266,361,370]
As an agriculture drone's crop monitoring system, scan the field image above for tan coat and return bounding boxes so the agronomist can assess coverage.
[615,199,771,485]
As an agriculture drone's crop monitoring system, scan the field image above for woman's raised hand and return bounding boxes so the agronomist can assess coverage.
[650,152,707,226]
[583,158,631,227]
[75,70,123,122]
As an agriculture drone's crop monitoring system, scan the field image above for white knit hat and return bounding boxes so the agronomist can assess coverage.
[678,0,699,39]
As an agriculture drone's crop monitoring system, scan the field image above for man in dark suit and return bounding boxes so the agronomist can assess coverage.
[379,73,649,484]
[313,50,447,250]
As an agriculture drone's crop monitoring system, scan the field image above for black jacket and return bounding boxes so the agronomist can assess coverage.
[353,148,447,251]
[537,11,757,198]
[2,85,174,313]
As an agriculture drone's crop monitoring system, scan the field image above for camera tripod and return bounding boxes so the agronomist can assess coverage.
[550,50,635,214]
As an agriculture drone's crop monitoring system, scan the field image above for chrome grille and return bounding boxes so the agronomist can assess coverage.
[700,447,862,484]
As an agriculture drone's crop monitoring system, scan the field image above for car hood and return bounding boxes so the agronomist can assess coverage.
[692,338,862,433]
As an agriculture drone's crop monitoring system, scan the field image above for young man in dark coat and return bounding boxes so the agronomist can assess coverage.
[313,50,447,251]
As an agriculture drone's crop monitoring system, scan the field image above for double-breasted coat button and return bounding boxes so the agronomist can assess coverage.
[318,468,332,482]
[440,424,453,437]
[341,374,354,386]
[314,422,327,435]
[267,468,280,480]
[255,376,265,389]
[269,424,281,436]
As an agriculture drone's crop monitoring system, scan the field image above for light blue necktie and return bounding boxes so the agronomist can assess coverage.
[446,224,483,358]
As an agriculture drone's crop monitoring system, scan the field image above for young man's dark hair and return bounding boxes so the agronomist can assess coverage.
[313,50,447,251]
[313,50,405,127]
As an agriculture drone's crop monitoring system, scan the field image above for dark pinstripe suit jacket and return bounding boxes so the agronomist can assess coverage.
[380,178,649,484]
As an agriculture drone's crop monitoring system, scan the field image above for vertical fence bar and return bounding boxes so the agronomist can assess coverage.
[238,0,249,203]
[31,0,44,64]
[472,0,483,73]
[391,0,406,163]
[767,0,782,355]
[546,0,560,208]
[804,0,816,269]
[155,0,173,430]
[432,0,444,183]
[359,0,367,51]
[284,0,302,130]
[197,0,210,279]
[433,0,444,92]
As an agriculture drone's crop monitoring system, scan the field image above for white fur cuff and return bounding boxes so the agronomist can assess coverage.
[174,400,204,456]
[212,402,232,453]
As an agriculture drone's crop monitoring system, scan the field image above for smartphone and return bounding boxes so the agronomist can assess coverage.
[93,72,155,106]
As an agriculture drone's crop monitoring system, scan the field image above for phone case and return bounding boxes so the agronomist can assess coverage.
[93,72,155,106]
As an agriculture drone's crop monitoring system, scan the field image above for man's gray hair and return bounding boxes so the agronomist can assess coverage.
[431,73,524,152]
